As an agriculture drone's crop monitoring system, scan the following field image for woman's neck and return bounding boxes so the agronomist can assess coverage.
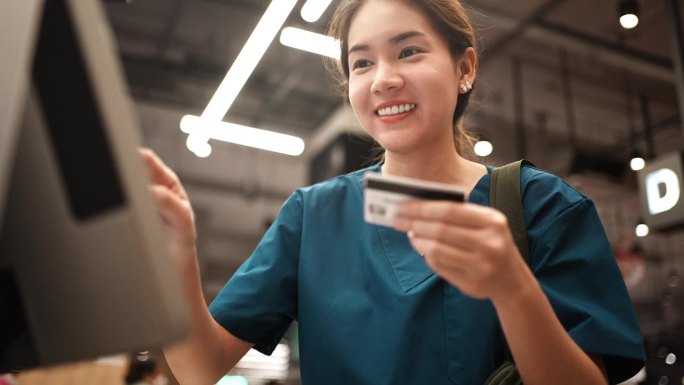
[381,147,487,193]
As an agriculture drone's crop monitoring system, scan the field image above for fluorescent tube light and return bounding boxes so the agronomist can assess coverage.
[300,0,333,23]
[183,0,297,157]
[279,27,340,59]
[181,115,305,157]
[201,0,297,121]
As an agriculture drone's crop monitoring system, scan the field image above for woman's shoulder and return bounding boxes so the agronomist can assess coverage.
[519,163,592,220]
[521,163,587,200]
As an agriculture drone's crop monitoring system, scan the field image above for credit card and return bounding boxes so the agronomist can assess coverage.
[363,172,466,227]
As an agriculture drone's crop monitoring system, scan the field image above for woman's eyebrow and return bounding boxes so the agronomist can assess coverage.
[389,30,424,45]
[348,30,425,54]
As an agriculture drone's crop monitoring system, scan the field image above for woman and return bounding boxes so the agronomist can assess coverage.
[147,0,645,384]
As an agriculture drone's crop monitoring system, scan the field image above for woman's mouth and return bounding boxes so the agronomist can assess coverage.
[376,103,416,117]
[375,103,416,123]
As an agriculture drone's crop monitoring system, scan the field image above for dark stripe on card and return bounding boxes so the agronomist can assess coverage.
[366,179,464,201]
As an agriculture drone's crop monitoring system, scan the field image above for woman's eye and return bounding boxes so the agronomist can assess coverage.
[351,60,372,70]
[399,47,421,59]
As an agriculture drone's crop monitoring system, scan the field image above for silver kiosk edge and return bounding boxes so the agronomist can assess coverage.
[0,0,189,371]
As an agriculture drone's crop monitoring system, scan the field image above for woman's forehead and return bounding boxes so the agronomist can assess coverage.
[347,0,435,47]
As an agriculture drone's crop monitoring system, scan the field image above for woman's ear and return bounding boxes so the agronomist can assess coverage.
[456,47,477,92]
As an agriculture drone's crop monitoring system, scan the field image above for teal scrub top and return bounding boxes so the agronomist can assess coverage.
[209,163,645,385]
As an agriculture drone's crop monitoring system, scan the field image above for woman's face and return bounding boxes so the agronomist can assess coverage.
[347,0,463,155]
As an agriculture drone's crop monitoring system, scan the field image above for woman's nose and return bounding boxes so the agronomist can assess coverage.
[370,62,404,95]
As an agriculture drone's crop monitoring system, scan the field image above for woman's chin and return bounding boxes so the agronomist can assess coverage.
[378,141,420,156]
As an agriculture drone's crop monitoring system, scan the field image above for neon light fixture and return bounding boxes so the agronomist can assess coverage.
[300,0,333,22]
[279,27,340,58]
[183,0,301,157]
[181,116,305,156]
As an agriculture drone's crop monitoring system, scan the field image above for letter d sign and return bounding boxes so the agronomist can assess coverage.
[646,168,680,214]
[638,152,684,231]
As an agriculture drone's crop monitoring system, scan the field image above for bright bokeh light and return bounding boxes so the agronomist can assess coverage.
[474,140,493,157]
[666,353,677,365]
[620,13,639,29]
[630,156,645,171]
[635,223,649,237]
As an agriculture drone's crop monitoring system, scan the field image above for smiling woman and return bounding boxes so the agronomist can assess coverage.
[327,0,478,159]
[148,1,646,384]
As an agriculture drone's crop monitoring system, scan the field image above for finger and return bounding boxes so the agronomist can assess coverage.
[396,200,495,227]
[139,148,188,198]
[150,186,197,255]
[149,184,194,230]
[139,148,176,187]
[396,218,482,252]
[407,233,475,271]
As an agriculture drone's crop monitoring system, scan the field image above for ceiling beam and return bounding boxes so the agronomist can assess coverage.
[480,0,568,65]
[473,4,674,82]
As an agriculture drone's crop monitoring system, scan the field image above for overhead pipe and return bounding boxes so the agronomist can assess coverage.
[665,0,684,136]
[639,94,656,159]
[512,56,526,159]
[480,0,567,66]
[560,49,577,149]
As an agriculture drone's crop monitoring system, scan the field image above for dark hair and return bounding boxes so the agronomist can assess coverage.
[326,0,478,155]
[125,357,157,384]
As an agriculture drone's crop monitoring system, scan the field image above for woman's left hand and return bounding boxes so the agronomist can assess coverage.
[392,200,532,301]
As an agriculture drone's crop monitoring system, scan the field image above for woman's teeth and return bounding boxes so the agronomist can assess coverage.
[377,103,416,116]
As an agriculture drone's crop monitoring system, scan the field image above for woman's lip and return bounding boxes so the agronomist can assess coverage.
[377,108,414,123]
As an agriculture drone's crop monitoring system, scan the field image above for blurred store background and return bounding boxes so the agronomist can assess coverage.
[14,0,684,384]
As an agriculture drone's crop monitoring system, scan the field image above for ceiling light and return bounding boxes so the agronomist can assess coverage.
[183,0,297,157]
[181,115,305,156]
[300,0,334,23]
[635,222,649,237]
[186,135,212,158]
[619,0,639,29]
[280,27,341,58]
[473,140,493,157]
[666,353,677,365]
[630,155,645,171]
[201,0,297,121]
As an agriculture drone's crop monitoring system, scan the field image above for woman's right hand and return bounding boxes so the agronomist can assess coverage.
[141,149,254,384]
[139,148,198,271]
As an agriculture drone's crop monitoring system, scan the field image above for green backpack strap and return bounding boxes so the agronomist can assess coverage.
[487,159,533,376]
[489,160,532,263]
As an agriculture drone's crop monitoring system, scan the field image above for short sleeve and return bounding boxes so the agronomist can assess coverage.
[209,191,302,355]
[531,197,645,383]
